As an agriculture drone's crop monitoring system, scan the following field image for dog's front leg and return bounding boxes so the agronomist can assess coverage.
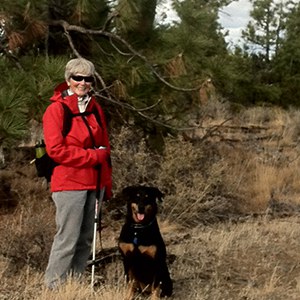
[119,242,135,278]
[119,242,136,300]
[124,278,135,300]
[150,282,160,300]
[159,262,173,297]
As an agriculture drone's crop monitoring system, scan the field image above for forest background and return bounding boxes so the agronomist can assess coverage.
[1,0,300,151]
[2,0,300,299]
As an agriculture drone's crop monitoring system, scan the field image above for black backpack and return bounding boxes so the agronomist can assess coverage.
[34,101,102,182]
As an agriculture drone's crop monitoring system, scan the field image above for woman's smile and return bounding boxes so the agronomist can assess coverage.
[68,74,93,96]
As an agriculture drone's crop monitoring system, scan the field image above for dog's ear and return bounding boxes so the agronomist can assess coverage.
[150,187,164,202]
[122,186,135,197]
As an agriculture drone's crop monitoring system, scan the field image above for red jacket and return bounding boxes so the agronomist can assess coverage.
[43,82,112,199]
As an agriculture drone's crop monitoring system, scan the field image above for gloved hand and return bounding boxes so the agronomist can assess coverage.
[95,148,109,165]
[94,146,112,201]
[104,183,113,201]
[100,154,112,201]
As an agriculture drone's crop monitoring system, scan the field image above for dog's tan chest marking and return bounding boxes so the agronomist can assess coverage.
[119,242,157,259]
[119,242,135,255]
[138,245,157,258]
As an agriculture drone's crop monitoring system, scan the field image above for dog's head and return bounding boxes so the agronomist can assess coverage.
[122,186,164,224]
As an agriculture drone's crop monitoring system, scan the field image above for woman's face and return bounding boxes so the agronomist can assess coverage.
[68,74,94,97]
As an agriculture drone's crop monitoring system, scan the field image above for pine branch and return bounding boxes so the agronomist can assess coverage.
[50,20,208,134]
[95,92,201,132]
[50,20,200,92]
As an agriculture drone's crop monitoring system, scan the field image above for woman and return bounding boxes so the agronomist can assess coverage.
[43,58,112,288]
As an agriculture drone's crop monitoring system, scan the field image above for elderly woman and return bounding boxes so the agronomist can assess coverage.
[43,58,112,289]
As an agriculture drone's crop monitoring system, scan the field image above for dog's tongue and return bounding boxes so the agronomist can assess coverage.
[137,213,145,221]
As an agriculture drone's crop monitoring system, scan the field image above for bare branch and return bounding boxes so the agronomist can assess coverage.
[136,110,202,132]
[65,28,164,118]
[64,31,80,57]
[64,30,113,103]
[102,11,119,31]
[200,118,233,141]
[96,92,201,132]
[94,92,162,112]
[52,20,209,134]
[109,37,133,56]
[50,20,200,92]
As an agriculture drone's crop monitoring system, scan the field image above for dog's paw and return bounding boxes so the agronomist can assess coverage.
[160,279,173,297]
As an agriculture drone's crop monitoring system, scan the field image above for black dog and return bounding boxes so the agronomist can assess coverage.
[118,186,173,300]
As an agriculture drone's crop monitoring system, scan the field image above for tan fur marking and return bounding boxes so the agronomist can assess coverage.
[144,204,154,215]
[119,242,134,255]
[150,284,160,300]
[131,203,139,223]
[138,245,157,258]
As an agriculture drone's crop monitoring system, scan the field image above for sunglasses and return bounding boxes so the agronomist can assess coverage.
[70,75,94,83]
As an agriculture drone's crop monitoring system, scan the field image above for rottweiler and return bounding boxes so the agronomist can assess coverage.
[118,185,173,300]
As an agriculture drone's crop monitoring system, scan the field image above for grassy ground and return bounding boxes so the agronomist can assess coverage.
[1,101,300,299]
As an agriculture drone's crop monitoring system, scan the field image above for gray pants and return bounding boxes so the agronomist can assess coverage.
[45,190,96,288]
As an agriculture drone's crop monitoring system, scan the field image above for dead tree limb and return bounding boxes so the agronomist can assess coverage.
[49,20,222,135]
[50,20,200,92]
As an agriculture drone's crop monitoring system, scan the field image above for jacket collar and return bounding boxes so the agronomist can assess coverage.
[50,82,96,114]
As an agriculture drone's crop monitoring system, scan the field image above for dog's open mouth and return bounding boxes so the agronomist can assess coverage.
[137,213,145,221]
[131,203,149,223]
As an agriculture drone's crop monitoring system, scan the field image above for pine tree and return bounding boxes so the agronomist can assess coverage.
[274,1,300,106]
[0,0,235,149]
[242,0,288,61]
[115,0,157,46]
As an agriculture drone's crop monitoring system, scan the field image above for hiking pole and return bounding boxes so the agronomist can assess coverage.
[81,114,107,289]
[91,186,105,290]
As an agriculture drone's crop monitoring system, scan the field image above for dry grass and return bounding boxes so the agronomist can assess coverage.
[2,102,300,299]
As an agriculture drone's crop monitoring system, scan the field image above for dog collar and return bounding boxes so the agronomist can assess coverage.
[130,219,156,245]
[130,218,155,230]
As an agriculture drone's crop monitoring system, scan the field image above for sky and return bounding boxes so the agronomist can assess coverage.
[218,0,252,47]
[156,0,252,47]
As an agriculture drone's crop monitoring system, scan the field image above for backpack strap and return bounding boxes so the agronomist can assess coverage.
[80,115,97,148]
[91,108,103,129]
[60,102,74,137]
[60,99,103,142]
